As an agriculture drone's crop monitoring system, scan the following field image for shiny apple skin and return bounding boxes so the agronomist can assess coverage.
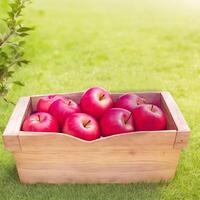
[63,113,100,141]
[115,93,146,112]
[100,108,135,137]
[22,112,59,132]
[132,104,166,131]
[37,95,65,112]
[48,98,81,128]
[80,86,113,119]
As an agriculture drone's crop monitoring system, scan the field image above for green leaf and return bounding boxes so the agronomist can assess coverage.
[18,41,26,46]
[0,51,8,59]
[3,97,15,105]
[7,71,14,77]
[17,32,29,37]
[16,19,23,25]
[8,12,14,18]
[13,81,24,86]
[16,61,22,66]
[17,27,34,32]
[0,67,7,74]
[0,87,8,97]
[10,3,18,11]
[15,51,25,59]
[20,60,30,64]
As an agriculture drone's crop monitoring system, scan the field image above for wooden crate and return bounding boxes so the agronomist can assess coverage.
[3,91,190,184]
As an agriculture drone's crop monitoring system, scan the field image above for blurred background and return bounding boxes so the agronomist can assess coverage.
[0,0,200,199]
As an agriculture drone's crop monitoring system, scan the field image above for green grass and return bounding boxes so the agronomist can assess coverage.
[0,0,200,199]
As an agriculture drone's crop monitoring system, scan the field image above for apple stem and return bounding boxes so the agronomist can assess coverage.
[68,101,71,106]
[125,113,132,124]
[84,120,91,127]
[38,115,40,121]
[151,104,154,111]
[99,94,105,101]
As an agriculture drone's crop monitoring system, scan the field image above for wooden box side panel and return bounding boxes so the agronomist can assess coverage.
[160,96,177,130]
[161,92,190,149]
[14,149,180,184]
[3,97,32,151]
[31,91,161,112]
[18,130,177,152]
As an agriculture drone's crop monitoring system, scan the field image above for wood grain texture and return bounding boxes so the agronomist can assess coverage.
[3,91,190,183]
[14,149,180,184]
[31,91,161,111]
[161,92,190,149]
[160,99,177,130]
[18,130,176,152]
[3,96,31,151]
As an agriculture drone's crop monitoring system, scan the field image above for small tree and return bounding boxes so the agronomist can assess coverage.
[0,0,33,103]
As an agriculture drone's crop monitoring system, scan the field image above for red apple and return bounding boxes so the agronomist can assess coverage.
[80,86,113,119]
[22,112,59,132]
[37,95,65,112]
[115,93,146,112]
[132,104,166,131]
[48,98,81,127]
[63,113,100,141]
[100,108,134,137]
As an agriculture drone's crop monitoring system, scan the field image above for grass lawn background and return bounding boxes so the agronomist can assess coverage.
[0,0,200,199]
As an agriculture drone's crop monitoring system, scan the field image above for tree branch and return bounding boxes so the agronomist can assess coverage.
[0,0,32,100]
[0,31,14,47]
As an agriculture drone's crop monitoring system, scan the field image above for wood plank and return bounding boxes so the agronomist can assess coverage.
[31,91,161,111]
[161,92,190,149]
[14,149,180,183]
[2,135,21,152]
[19,130,177,152]
[160,96,177,130]
[17,168,177,184]
[3,97,32,151]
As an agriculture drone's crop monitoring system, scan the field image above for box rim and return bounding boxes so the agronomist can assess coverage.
[3,90,190,150]
[19,129,177,144]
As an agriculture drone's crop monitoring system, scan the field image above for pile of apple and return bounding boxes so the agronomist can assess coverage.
[22,87,167,141]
